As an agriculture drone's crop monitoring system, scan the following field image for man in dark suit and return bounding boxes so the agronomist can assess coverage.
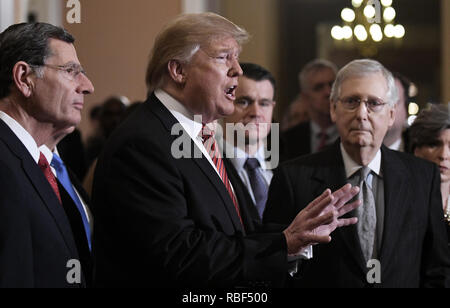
[0,23,94,287]
[219,62,277,233]
[264,59,450,287]
[281,59,338,161]
[92,13,361,288]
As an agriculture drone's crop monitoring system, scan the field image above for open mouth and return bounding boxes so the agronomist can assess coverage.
[225,85,237,100]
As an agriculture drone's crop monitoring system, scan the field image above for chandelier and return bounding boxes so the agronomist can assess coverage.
[330,0,405,56]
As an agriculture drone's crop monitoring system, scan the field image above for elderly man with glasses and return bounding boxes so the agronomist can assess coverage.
[264,59,450,288]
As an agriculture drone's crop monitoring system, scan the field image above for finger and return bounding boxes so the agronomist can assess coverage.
[336,217,358,228]
[304,234,332,245]
[304,189,331,213]
[337,199,361,217]
[333,186,360,211]
[307,209,336,231]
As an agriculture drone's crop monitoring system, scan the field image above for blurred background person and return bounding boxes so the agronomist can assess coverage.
[220,62,277,232]
[383,72,412,152]
[280,94,310,132]
[281,59,338,161]
[85,96,128,169]
[409,104,450,243]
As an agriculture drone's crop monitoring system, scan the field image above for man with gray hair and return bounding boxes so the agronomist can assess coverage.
[0,22,94,287]
[282,59,338,161]
[264,59,450,287]
[92,13,361,287]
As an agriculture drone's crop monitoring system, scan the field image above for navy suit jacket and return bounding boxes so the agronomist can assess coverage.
[264,141,450,287]
[92,93,289,287]
[0,120,85,287]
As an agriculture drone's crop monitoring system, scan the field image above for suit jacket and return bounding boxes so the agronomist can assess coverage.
[264,141,450,288]
[58,129,88,181]
[91,93,288,288]
[0,120,85,287]
[223,158,262,233]
[57,167,93,287]
[280,121,311,162]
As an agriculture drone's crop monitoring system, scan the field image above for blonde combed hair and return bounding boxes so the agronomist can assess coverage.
[145,12,249,92]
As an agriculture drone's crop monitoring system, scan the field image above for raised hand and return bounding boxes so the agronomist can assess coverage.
[283,184,361,255]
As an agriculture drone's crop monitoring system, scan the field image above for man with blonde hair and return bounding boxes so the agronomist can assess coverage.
[92,13,360,288]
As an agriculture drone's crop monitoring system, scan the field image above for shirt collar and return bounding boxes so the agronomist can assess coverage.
[223,139,268,172]
[340,142,382,179]
[0,111,40,163]
[155,89,203,140]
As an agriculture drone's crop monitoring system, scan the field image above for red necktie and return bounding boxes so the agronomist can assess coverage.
[201,124,244,228]
[38,152,62,204]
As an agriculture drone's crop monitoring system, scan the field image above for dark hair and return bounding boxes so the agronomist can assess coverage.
[239,62,276,96]
[0,22,75,99]
[409,104,450,152]
[392,71,411,109]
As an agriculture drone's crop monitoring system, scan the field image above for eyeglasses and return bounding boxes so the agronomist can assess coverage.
[338,96,388,113]
[234,97,275,110]
[30,63,87,81]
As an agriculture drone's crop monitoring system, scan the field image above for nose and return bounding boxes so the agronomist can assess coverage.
[228,58,243,78]
[438,144,450,161]
[77,73,95,95]
[355,100,369,121]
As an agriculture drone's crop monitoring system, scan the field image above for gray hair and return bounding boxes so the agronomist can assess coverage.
[145,12,249,93]
[330,59,398,107]
[298,59,338,92]
[409,104,450,152]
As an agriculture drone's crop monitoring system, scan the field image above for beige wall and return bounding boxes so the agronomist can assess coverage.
[63,0,181,140]
[442,0,450,104]
[219,0,281,119]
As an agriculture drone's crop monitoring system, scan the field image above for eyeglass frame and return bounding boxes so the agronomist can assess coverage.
[337,95,390,113]
[29,63,87,81]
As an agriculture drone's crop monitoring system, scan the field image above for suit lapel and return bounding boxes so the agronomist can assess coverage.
[0,121,78,257]
[147,94,245,233]
[310,142,367,273]
[378,147,412,264]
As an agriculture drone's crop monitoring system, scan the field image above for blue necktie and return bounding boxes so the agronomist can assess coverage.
[244,158,268,219]
[51,153,91,251]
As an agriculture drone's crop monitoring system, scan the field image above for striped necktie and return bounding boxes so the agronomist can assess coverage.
[200,124,244,227]
[38,152,62,204]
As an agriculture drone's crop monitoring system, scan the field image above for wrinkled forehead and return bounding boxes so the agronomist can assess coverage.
[202,35,242,53]
[46,38,80,64]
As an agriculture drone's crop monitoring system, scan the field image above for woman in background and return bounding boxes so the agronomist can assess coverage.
[409,104,450,243]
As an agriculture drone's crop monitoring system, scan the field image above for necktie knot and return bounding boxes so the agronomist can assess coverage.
[244,157,261,171]
[200,123,215,143]
[360,166,371,182]
[38,152,50,169]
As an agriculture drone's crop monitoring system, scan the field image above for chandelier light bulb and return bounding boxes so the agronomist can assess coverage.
[381,0,393,7]
[342,25,353,39]
[354,25,368,41]
[383,7,396,22]
[384,24,395,37]
[331,25,344,40]
[341,8,356,22]
[394,24,405,38]
[364,5,376,19]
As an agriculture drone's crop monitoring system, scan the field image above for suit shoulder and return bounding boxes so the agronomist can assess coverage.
[386,149,436,176]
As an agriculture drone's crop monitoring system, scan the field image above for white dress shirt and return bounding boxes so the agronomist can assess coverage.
[0,111,40,163]
[220,141,273,205]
